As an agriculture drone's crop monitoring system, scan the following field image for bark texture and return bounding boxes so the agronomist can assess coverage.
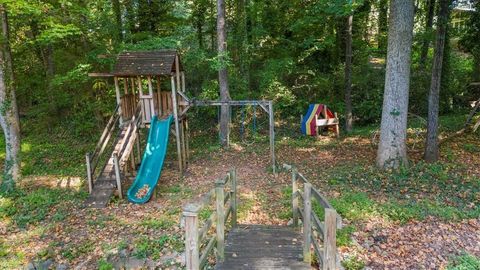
[376,0,414,169]
[0,5,21,191]
[217,0,230,147]
[345,13,353,133]
[424,0,450,162]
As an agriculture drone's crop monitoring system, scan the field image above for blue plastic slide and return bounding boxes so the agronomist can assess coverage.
[127,115,173,204]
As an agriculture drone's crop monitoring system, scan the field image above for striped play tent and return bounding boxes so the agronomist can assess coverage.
[301,104,337,136]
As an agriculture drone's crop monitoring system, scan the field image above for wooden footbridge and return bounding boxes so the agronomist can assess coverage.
[182,165,343,270]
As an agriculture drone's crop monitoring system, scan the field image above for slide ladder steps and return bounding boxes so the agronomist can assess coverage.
[84,122,137,208]
[215,225,311,270]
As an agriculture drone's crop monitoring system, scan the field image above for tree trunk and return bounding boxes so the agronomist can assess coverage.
[376,0,414,169]
[424,0,450,162]
[217,0,230,147]
[112,0,123,41]
[0,5,20,191]
[377,0,388,50]
[345,13,353,133]
[419,0,436,70]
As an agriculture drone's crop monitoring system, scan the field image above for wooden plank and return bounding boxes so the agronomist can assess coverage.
[230,169,237,226]
[183,204,200,270]
[323,208,337,270]
[215,180,225,261]
[199,236,216,269]
[85,153,93,194]
[311,212,325,238]
[171,75,183,172]
[311,233,324,266]
[198,212,216,244]
[292,168,299,227]
[215,225,310,270]
[268,101,276,174]
[113,153,122,199]
[303,183,312,263]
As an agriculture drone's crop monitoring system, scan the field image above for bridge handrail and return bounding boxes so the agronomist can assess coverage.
[283,163,343,270]
[183,169,237,270]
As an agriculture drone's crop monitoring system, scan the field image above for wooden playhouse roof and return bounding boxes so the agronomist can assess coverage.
[112,50,183,76]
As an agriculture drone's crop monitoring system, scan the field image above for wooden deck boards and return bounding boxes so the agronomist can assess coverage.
[215,225,311,270]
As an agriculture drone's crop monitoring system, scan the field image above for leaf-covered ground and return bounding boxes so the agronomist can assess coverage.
[0,115,479,269]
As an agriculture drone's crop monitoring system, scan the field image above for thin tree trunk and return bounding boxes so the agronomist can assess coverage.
[0,5,20,191]
[419,0,436,70]
[112,0,123,41]
[377,0,388,50]
[424,0,450,162]
[217,0,230,147]
[376,0,415,169]
[345,13,353,133]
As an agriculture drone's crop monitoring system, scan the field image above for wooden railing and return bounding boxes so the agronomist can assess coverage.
[85,101,142,196]
[85,105,120,193]
[183,169,237,270]
[283,164,342,270]
[111,102,143,198]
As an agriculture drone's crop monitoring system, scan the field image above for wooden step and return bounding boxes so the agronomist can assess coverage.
[84,187,114,208]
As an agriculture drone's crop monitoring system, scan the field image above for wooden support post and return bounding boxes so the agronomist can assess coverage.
[181,71,186,93]
[268,101,276,174]
[171,76,183,172]
[323,208,337,270]
[114,77,123,125]
[334,112,340,138]
[147,76,155,117]
[303,183,312,263]
[215,179,225,262]
[113,153,123,199]
[85,153,93,194]
[181,119,187,169]
[185,118,190,160]
[230,169,237,227]
[315,114,319,136]
[292,167,299,227]
[183,204,200,270]
[136,130,141,163]
[156,76,162,116]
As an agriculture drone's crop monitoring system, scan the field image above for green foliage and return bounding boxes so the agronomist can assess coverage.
[133,235,182,260]
[98,259,114,270]
[342,255,366,270]
[140,217,175,230]
[447,253,480,270]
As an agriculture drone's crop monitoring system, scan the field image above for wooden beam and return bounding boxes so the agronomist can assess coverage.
[268,101,276,174]
[183,204,200,270]
[215,179,225,262]
[171,76,183,172]
[114,77,123,125]
[88,72,114,77]
[303,183,312,263]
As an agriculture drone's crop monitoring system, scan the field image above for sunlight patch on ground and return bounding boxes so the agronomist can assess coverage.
[19,175,83,191]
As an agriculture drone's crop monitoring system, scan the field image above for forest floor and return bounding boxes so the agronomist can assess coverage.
[0,114,479,269]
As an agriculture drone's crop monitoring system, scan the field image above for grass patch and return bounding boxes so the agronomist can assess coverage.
[98,259,114,270]
[133,235,183,260]
[140,217,175,230]
[61,240,95,262]
[447,253,480,270]
[0,187,86,228]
